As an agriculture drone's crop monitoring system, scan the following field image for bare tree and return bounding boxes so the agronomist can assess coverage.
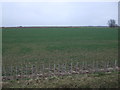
[108,19,117,27]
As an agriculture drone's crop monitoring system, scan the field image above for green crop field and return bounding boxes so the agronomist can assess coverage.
[2,27,118,66]
[2,27,119,88]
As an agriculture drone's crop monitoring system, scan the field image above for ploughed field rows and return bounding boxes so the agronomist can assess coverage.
[2,60,119,82]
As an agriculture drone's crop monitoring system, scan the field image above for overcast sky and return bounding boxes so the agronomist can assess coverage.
[2,2,118,27]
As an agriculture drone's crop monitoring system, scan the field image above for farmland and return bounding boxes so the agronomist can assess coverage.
[2,27,119,88]
[2,27,118,65]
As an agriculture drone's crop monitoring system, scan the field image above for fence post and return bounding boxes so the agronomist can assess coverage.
[4,66,7,81]
[15,66,17,80]
[57,64,59,73]
[105,61,108,71]
[76,62,78,72]
[42,64,44,75]
[20,64,22,80]
[62,64,63,73]
[71,62,72,73]
[54,64,56,74]
[32,65,34,79]
[26,63,29,79]
[48,63,51,76]
[96,61,98,72]
[92,61,95,73]
[5,66,7,81]
[115,60,117,68]
[86,61,87,70]
[82,61,84,70]
[107,60,109,68]
[35,62,37,77]
[11,65,13,80]
[65,63,66,73]
[114,60,118,71]
[92,61,94,69]
[3,67,5,81]
[62,64,64,73]
[49,63,50,71]
[106,60,109,72]
[26,63,28,75]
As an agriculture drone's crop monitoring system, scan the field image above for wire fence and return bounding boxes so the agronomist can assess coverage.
[2,60,119,82]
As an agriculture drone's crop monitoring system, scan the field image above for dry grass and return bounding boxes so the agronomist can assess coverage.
[2,72,119,88]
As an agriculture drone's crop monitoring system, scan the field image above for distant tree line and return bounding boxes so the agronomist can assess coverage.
[108,19,118,28]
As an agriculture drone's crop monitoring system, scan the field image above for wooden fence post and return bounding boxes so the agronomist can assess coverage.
[71,62,72,73]
[65,63,66,73]
[92,60,94,69]
[82,61,84,70]
[54,64,56,74]
[106,61,108,70]
[86,61,87,70]
[11,65,13,80]
[96,61,98,72]
[35,62,37,77]
[20,64,22,80]
[48,63,51,76]
[26,63,28,75]
[15,66,17,80]
[76,62,78,72]
[43,64,44,76]
[114,60,118,71]
[26,63,29,79]
[62,63,63,73]
[92,60,95,73]
[49,63,50,71]
[4,66,7,81]
[85,61,86,70]
[57,64,59,73]
[32,65,34,79]
[115,60,117,68]
[107,60,109,68]
[3,67,5,81]
[62,64,64,73]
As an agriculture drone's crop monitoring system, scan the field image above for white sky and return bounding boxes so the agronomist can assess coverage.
[2,2,118,26]
[0,0,119,2]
